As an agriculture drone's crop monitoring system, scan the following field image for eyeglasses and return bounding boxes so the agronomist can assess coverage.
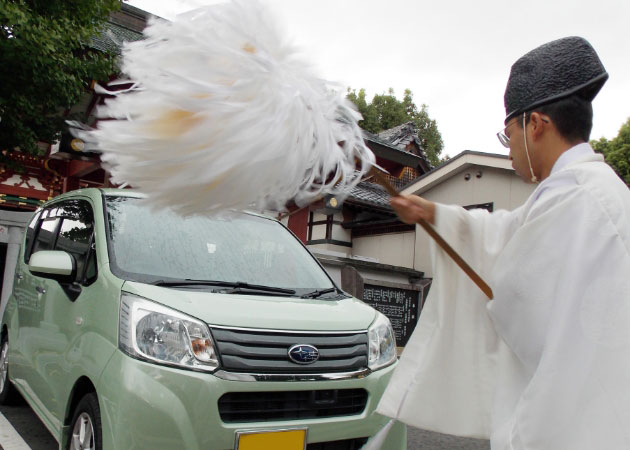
[496,115,550,148]
[496,120,518,148]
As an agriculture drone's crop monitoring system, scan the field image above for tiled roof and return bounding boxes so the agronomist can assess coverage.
[377,121,418,149]
[363,130,402,150]
[362,129,382,142]
[347,181,392,209]
[363,124,431,171]
[89,21,144,55]
[362,130,426,165]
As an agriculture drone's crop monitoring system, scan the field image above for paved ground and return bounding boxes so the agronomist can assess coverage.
[408,427,489,450]
[0,393,490,449]
[0,398,55,450]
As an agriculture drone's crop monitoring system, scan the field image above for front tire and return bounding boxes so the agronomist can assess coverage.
[68,393,102,450]
[0,335,18,405]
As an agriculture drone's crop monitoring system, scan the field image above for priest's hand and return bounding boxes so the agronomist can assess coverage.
[390,195,436,225]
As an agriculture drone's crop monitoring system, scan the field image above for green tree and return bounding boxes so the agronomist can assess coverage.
[591,118,630,187]
[345,88,379,134]
[347,87,444,167]
[0,0,120,157]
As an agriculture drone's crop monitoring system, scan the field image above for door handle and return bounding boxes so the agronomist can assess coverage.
[35,286,46,295]
[15,272,23,280]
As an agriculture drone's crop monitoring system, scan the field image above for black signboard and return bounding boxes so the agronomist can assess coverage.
[362,284,420,347]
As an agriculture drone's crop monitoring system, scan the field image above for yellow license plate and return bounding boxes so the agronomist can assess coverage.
[236,428,307,450]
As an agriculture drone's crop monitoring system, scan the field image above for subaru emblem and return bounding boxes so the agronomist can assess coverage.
[288,344,319,364]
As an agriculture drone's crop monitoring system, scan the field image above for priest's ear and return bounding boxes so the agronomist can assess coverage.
[527,112,551,141]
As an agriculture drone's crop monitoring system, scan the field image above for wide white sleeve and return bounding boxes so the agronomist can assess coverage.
[376,204,521,438]
[433,203,522,279]
[488,184,630,450]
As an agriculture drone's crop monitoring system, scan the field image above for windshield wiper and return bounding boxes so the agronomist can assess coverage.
[220,286,296,296]
[300,287,339,299]
[153,279,296,295]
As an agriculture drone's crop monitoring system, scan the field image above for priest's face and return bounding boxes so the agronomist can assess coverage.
[505,118,529,182]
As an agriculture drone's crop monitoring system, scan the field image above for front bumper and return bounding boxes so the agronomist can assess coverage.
[97,351,405,449]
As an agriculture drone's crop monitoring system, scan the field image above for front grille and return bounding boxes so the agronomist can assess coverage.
[211,327,368,373]
[307,438,368,450]
[218,389,368,423]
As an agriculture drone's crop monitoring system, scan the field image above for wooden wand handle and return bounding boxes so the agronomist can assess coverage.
[371,169,494,300]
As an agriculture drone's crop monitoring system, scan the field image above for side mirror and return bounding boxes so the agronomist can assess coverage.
[29,250,76,282]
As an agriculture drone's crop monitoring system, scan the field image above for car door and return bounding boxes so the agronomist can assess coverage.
[15,199,99,430]
[10,209,41,384]
[12,207,61,409]
[33,199,99,427]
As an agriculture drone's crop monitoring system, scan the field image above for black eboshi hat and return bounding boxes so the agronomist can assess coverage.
[503,36,608,124]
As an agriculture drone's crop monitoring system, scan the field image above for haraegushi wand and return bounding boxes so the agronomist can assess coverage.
[370,169,494,300]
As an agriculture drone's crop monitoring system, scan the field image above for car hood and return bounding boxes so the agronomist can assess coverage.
[122,281,377,331]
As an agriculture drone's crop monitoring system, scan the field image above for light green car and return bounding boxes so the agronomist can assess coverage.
[0,188,405,450]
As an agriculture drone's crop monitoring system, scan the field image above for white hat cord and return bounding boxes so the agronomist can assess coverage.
[523,112,539,184]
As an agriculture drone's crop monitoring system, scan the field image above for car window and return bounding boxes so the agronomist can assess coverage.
[105,196,334,291]
[31,217,60,256]
[55,200,95,284]
[23,210,42,263]
[28,200,96,284]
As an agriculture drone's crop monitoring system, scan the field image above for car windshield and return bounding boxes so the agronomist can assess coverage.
[104,196,335,293]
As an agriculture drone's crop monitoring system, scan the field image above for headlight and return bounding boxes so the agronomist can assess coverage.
[368,312,397,371]
[119,293,219,372]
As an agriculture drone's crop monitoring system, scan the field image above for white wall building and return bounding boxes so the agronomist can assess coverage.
[291,150,536,346]
[305,150,536,282]
[402,150,534,277]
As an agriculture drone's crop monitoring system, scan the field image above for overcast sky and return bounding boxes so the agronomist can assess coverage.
[127,0,630,158]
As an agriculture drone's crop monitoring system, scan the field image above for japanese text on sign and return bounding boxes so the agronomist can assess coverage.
[363,284,421,347]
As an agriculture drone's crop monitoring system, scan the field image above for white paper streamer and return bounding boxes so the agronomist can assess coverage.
[77,0,374,215]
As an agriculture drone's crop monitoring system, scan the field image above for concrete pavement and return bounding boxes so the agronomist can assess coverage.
[1,397,490,449]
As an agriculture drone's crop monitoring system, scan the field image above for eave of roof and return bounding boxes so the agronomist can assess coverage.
[89,4,153,55]
[119,3,156,20]
[363,131,430,171]
[345,181,393,211]
[313,251,424,278]
[90,21,144,55]
[400,150,512,195]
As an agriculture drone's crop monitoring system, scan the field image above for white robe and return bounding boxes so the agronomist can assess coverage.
[376,144,630,449]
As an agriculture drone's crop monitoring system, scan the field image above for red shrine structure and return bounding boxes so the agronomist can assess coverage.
[0,4,149,211]
[0,4,433,347]
[286,122,432,244]
[0,4,150,314]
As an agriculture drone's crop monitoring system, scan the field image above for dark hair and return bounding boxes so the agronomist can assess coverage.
[524,94,593,143]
